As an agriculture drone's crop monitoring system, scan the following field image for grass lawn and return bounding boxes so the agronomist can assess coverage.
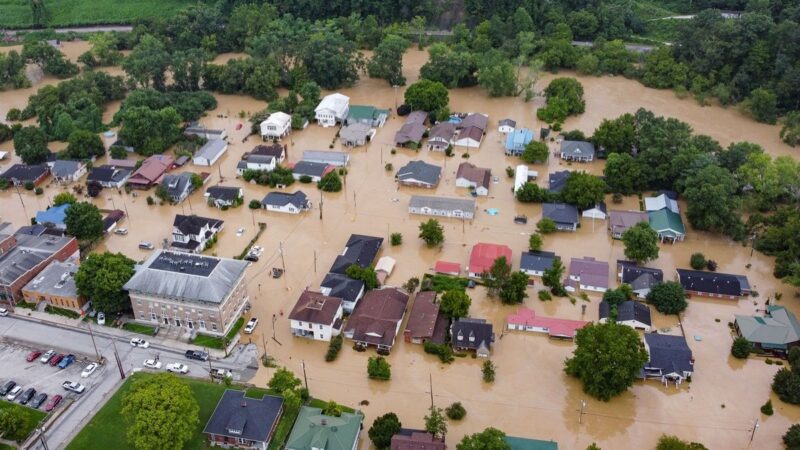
[121,322,157,336]
[44,305,81,319]
[422,273,471,293]
[192,317,245,350]
[0,399,47,442]
[0,0,194,28]
[0,443,16,450]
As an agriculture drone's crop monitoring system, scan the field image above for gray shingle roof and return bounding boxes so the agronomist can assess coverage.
[292,161,330,178]
[600,300,652,326]
[320,273,364,303]
[548,171,571,193]
[261,191,309,209]
[202,390,283,444]
[330,234,383,274]
[520,251,556,273]
[396,160,441,186]
[206,186,241,202]
[408,195,476,213]
[644,333,693,375]
[560,140,595,158]
[195,139,227,162]
[542,203,579,224]
[451,318,494,351]
[51,160,82,178]
[617,260,663,290]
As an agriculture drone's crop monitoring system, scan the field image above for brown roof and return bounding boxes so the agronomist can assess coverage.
[289,290,342,325]
[456,162,491,189]
[405,291,442,341]
[391,430,446,450]
[128,155,173,185]
[609,210,649,235]
[428,122,456,141]
[345,287,409,347]
[456,125,483,143]
[395,123,426,144]
[460,113,488,132]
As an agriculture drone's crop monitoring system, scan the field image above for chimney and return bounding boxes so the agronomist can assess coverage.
[240,400,247,407]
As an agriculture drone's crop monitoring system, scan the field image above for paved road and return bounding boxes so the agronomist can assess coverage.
[5,25,133,35]
[0,315,258,449]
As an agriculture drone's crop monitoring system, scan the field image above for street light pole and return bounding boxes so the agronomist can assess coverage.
[87,321,102,362]
[110,337,126,380]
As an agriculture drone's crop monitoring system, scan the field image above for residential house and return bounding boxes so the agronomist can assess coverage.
[455,162,491,196]
[520,251,557,277]
[617,260,663,299]
[106,159,137,170]
[642,333,694,385]
[346,105,388,127]
[645,193,680,214]
[203,390,283,450]
[514,165,538,194]
[127,155,173,189]
[174,155,190,168]
[505,128,534,156]
[185,123,226,141]
[50,160,87,184]
[676,269,748,299]
[35,204,70,230]
[320,273,365,313]
[0,164,49,187]
[468,243,512,278]
[193,139,228,166]
[599,300,652,331]
[648,209,686,242]
[315,93,350,127]
[375,256,395,284]
[454,113,488,149]
[559,140,595,162]
[343,287,409,352]
[250,144,286,164]
[451,317,494,357]
[21,261,85,311]
[608,210,649,239]
[205,186,243,208]
[391,430,446,450]
[582,202,607,220]
[102,210,125,233]
[735,305,800,357]
[329,234,384,275]
[261,191,311,214]
[260,112,292,140]
[124,250,250,336]
[566,256,609,293]
[87,165,131,189]
[285,407,362,450]
[505,435,558,450]
[548,170,570,193]
[506,307,588,340]
[395,111,428,147]
[171,215,224,254]
[237,155,277,175]
[288,290,343,341]
[396,160,442,188]
[498,118,516,134]
[302,150,349,167]
[289,161,335,183]
[409,195,476,220]
[340,123,372,147]
[404,291,447,344]
[160,172,196,203]
[427,122,456,151]
[434,261,460,276]
[542,203,580,232]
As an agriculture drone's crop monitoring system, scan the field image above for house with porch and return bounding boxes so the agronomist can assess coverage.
[343,287,409,352]
[617,260,663,299]
[542,203,579,231]
[498,118,516,134]
[289,161,335,182]
[88,165,131,189]
[648,209,686,242]
[505,128,534,156]
[467,243,512,278]
[599,300,652,331]
[171,215,224,253]
[127,154,173,189]
[205,186,243,208]
[566,257,609,293]
[642,333,694,385]
[260,112,292,140]
[51,160,87,184]
[160,172,196,203]
[250,144,286,164]
[559,140,595,162]
[237,154,277,175]
[261,191,311,214]
[395,113,427,148]
[288,290,343,342]
[427,122,456,151]
[315,93,350,127]
[735,305,800,357]
[408,196,476,220]
[203,390,283,450]
[451,317,494,357]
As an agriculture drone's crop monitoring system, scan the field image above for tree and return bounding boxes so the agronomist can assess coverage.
[690,253,706,270]
[560,172,606,209]
[730,338,751,360]
[528,233,543,251]
[424,406,447,440]
[457,428,510,450]
[482,256,511,298]
[477,59,516,97]
[784,424,800,450]
[0,408,23,439]
[367,356,391,380]
[390,233,402,246]
[368,35,409,86]
[586,444,601,450]
[419,219,444,247]
[500,272,529,305]
[53,192,76,206]
[542,257,566,296]
[747,88,778,124]
[656,435,709,450]
[317,171,342,192]
[14,126,50,165]
[65,201,104,241]
[65,130,105,160]
[516,183,554,203]
[593,114,636,155]
[538,77,585,124]
[621,222,659,264]
[537,218,556,234]
[565,322,649,401]
[321,400,343,417]
[118,106,182,156]
[121,373,199,450]
[30,0,47,28]
[369,413,402,450]
[403,277,420,294]
[420,44,476,88]
[268,367,302,394]
[301,30,360,89]
[683,165,744,239]
[345,264,379,290]
[642,47,688,89]
[602,288,628,309]
[404,79,449,114]
[774,368,800,404]
[445,402,466,420]
[781,111,800,147]
[520,141,548,163]
[646,281,687,314]
[761,399,774,416]
[122,35,169,90]
[74,252,135,314]
[482,360,496,382]
[439,290,471,319]
[603,153,645,195]
[248,199,261,209]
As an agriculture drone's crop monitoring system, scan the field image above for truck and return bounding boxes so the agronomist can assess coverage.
[62,381,86,394]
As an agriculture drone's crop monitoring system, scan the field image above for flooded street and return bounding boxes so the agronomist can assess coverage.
[1,43,799,449]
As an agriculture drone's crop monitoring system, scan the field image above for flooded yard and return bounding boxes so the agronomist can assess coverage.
[1,43,799,449]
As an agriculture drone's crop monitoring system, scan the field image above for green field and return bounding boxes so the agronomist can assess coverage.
[0,0,193,28]
[0,399,47,442]
[121,322,157,336]
[192,317,245,350]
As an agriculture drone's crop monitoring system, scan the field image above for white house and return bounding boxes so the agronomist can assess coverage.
[236,154,277,175]
[192,139,228,166]
[582,202,607,220]
[289,290,343,342]
[314,93,350,127]
[260,112,292,140]
[514,165,538,193]
[261,191,311,214]
[50,160,87,184]
[599,300,652,331]
[171,215,224,253]
[455,162,490,196]
[498,118,516,134]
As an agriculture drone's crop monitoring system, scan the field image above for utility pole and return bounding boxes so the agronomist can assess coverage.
[353,192,357,217]
[301,360,309,393]
[319,191,323,220]
[36,427,50,450]
[578,400,587,424]
[313,250,317,273]
[187,195,193,214]
[207,348,213,381]
[110,338,125,380]
[429,373,434,408]
[279,242,286,274]
[748,418,760,447]
[86,321,101,362]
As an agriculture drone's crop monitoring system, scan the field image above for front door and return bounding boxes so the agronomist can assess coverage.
[175,319,182,327]
[187,321,193,329]
[163,317,169,325]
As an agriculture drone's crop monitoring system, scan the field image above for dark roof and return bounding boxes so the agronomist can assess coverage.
[320,273,364,303]
[599,300,652,326]
[459,113,488,132]
[292,161,330,178]
[617,260,663,290]
[676,269,743,296]
[405,291,443,341]
[542,203,579,224]
[161,173,193,200]
[396,160,442,186]
[657,190,678,200]
[251,144,284,158]
[520,251,556,273]
[548,171,571,193]
[644,333,693,375]
[456,162,490,189]
[206,186,241,202]
[406,111,428,124]
[51,160,83,178]
[102,210,125,230]
[289,290,342,324]
[395,123,426,144]
[392,429,446,450]
[451,318,494,350]
[88,165,131,183]
[1,164,48,182]
[173,215,223,236]
[261,191,309,209]
[202,390,283,444]
[560,140,595,158]
[456,126,484,143]
[429,122,457,141]
[345,288,409,347]
[330,234,383,274]
[499,118,516,128]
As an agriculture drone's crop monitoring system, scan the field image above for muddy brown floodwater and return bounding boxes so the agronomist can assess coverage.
[1,43,799,449]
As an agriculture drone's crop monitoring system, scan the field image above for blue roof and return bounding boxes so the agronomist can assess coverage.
[35,204,70,226]
[506,128,534,151]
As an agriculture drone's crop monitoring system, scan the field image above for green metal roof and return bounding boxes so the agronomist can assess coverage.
[505,436,558,450]
[648,209,685,235]
[347,105,388,121]
[285,406,362,450]
[735,306,800,347]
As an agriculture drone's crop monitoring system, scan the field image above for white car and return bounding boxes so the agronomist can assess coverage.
[97,312,106,326]
[5,386,22,401]
[130,338,150,348]
[143,359,162,369]
[244,317,258,334]
[209,368,232,380]
[40,350,55,364]
[81,363,98,378]
[61,381,86,394]
[114,228,128,235]
[166,363,189,374]
[0,307,8,316]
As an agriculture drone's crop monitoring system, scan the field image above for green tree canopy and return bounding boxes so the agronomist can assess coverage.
[118,106,182,156]
[122,34,170,90]
[404,79,449,114]
[656,434,709,450]
[0,408,24,440]
[75,252,135,314]
[345,264,379,290]
[542,256,566,296]
[646,281,688,315]
[424,406,447,440]
[747,88,778,124]
[683,165,744,239]
[419,219,445,247]
[14,126,50,165]
[560,171,606,209]
[367,35,409,86]
[592,113,636,155]
[621,222,659,264]
[456,428,510,450]
[439,290,471,319]
[367,356,391,380]
[53,192,77,206]
[528,233,543,251]
[268,367,302,394]
[65,201,104,241]
[603,153,645,195]
[65,129,105,160]
[368,413,402,450]
[520,140,548,163]
[784,424,800,450]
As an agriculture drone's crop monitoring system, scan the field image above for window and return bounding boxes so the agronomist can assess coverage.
[319,325,323,330]
[150,312,157,321]
[211,323,217,331]
[199,320,206,330]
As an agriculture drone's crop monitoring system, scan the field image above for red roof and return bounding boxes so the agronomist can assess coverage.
[434,261,460,275]
[507,307,589,339]
[468,243,512,275]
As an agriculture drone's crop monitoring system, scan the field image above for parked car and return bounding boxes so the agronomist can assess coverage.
[166,363,189,374]
[31,392,48,409]
[244,317,258,334]
[97,312,106,326]
[81,363,98,378]
[138,241,154,250]
[114,228,128,235]
[184,350,208,362]
[61,381,85,394]
[5,386,22,401]
[143,359,162,369]
[0,380,17,396]
[58,354,76,369]
[26,350,42,362]
[18,387,36,405]
[130,338,150,348]
[49,354,64,367]
[209,368,232,380]
[44,394,63,412]
[0,307,8,316]
[40,350,56,364]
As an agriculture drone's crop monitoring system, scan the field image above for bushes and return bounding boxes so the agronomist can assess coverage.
[690,253,706,270]
[482,360,496,383]
[445,402,466,420]
[248,199,261,209]
[423,342,454,363]
[367,356,391,380]
[731,337,752,359]
[390,232,402,246]
[538,290,552,301]
[325,335,343,362]
[761,399,773,416]
[537,218,557,234]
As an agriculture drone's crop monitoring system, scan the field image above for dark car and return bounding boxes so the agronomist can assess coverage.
[18,387,36,405]
[58,354,75,369]
[49,354,64,367]
[0,380,16,396]
[184,350,209,362]
[31,392,48,409]
[26,350,42,362]
[44,394,62,412]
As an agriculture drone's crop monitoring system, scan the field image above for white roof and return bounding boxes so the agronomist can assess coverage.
[514,165,537,193]
[375,256,396,274]
[645,194,679,214]
[315,93,350,116]
[260,112,291,131]
[0,151,7,160]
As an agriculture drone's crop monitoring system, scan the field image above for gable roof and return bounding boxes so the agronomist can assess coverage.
[600,300,652,326]
[609,210,649,235]
[456,162,490,189]
[320,273,364,303]
[344,287,409,347]
[542,203,579,224]
[195,139,228,162]
[559,140,595,158]
[396,160,442,186]
[51,160,83,178]
[129,155,172,184]
[429,122,457,141]
[735,306,800,346]
[292,161,333,178]
[507,306,588,338]
[347,105,388,121]
[498,118,516,128]
[505,128,533,150]
[456,125,483,143]
[203,390,283,444]
[648,209,685,235]
[405,291,443,341]
[35,204,70,226]
[645,193,680,214]
[262,191,309,209]
[676,269,744,296]
[520,251,556,273]
[644,333,693,375]
[261,111,291,128]
[617,260,663,290]
[1,164,49,182]
[315,93,350,115]
[395,122,426,144]
[302,151,349,166]
[569,257,609,289]
[173,215,223,236]
[392,429,446,450]
[250,144,285,159]
[434,261,460,275]
[548,171,571,193]
[330,234,383,274]
[206,186,241,202]
[88,165,131,184]
[409,195,476,214]
[451,317,494,350]
[286,407,362,450]
[340,123,371,141]
[289,290,342,325]
[468,243,512,275]
[459,113,488,131]
[161,172,194,200]
[406,111,428,124]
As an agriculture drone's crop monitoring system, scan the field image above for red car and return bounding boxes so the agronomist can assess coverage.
[44,394,62,412]
[26,351,42,362]
[49,354,64,367]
